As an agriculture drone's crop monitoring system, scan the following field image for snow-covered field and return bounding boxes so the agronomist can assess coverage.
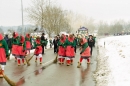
[94,35,130,86]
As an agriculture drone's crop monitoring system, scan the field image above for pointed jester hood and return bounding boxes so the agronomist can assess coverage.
[26,33,30,38]
[60,34,66,43]
[0,34,3,41]
[68,34,74,42]
[13,32,18,38]
[20,36,25,43]
[36,36,41,44]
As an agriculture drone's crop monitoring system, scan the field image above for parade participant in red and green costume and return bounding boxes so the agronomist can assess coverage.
[58,34,66,64]
[12,32,19,62]
[25,33,32,55]
[65,34,76,66]
[17,35,26,66]
[0,34,9,77]
[77,38,91,68]
[34,36,43,64]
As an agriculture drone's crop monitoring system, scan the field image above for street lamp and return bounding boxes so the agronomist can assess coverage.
[21,0,24,35]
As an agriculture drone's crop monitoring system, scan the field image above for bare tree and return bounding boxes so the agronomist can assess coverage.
[25,0,46,29]
[26,0,71,37]
[84,17,95,34]
[8,28,14,33]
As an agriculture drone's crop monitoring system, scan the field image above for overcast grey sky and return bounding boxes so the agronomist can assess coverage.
[0,0,130,26]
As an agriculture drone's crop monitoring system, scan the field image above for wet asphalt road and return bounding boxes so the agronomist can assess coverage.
[0,46,97,86]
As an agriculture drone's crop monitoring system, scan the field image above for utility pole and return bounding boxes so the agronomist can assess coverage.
[21,0,24,35]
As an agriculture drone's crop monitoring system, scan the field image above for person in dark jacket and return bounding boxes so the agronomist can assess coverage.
[41,33,46,55]
[49,38,53,48]
[53,36,58,53]
[7,38,12,56]
[45,38,48,49]
[4,35,12,55]
[4,34,9,44]
[87,35,95,55]
[73,34,77,53]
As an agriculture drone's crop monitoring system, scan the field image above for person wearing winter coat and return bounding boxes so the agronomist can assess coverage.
[77,38,91,68]
[34,36,43,64]
[58,34,66,64]
[49,38,53,48]
[0,34,9,77]
[93,36,96,47]
[4,34,9,44]
[73,34,77,53]
[65,34,76,66]
[41,33,46,55]
[53,36,58,53]
[45,38,48,49]
[87,35,95,55]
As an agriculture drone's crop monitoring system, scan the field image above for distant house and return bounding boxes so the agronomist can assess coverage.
[78,27,88,34]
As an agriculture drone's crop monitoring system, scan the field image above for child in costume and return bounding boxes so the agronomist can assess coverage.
[11,32,19,62]
[34,36,43,64]
[17,35,26,66]
[25,33,32,55]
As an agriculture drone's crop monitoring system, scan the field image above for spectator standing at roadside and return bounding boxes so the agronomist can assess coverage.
[4,34,9,44]
[53,36,58,53]
[41,33,46,55]
[45,38,48,49]
[49,38,53,48]
[87,35,95,55]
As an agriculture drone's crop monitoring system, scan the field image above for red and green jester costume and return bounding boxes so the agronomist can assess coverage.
[58,34,66,64]
[34,37,43,64]
[11,32,19,61]
[65,35,76,66]
[25,33,32,55]
[17,35,26,66]
[0,34,9,78]
[77,38,91,68]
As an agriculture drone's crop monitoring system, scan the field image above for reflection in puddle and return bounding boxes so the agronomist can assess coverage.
[16,77,25,86]
[80,64,90,83]
[35,67,45,75]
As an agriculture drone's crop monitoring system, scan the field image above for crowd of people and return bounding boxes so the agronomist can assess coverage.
[0,32,96,78]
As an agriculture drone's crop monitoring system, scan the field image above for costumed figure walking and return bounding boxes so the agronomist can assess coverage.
[65,34,76,66]
[11,32,19,62]
[0,34,9,77]
[58,34,66,65]
[17,35,26,66]
[77,38,91,68]
[34,36,43,64]
[25,33,32,55]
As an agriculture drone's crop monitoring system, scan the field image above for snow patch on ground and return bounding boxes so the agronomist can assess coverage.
[94,35,130,86]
